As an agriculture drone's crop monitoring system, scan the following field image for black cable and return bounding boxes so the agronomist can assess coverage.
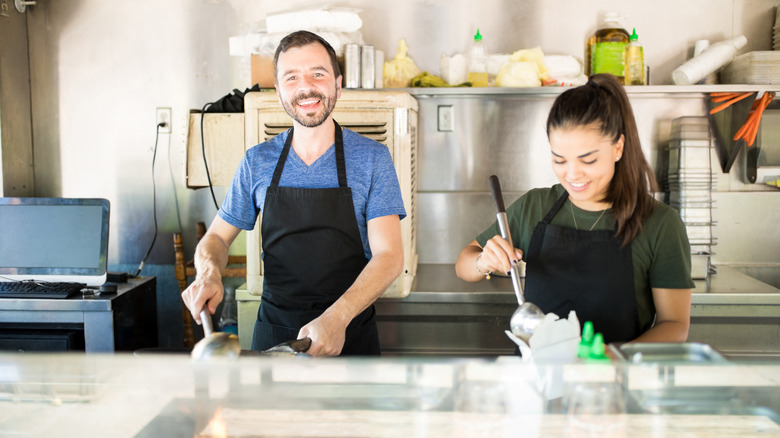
[201,102,220,211]
[167,121,183,234]
[135,123,164,277]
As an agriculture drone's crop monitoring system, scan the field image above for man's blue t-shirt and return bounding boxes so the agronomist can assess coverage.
[219,128,407,260]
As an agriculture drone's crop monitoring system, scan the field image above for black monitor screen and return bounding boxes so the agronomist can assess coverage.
[0,198,109,285]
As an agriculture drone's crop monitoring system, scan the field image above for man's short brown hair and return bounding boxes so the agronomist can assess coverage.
[273,30,341,83]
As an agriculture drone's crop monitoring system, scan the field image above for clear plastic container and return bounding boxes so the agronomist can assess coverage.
[468,29,489,87]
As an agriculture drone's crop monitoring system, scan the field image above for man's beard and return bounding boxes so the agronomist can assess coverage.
[282,91,337,128]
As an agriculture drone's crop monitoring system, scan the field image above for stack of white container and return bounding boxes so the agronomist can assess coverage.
[720,51,780,84]
[665,116,716,279]
[775,6,779,50]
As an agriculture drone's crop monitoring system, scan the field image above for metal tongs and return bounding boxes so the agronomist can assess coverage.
[489,175,545,343]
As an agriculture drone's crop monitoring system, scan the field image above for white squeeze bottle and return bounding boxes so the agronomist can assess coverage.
[468,29,489,87]
[672,35,747,85]
[624,28,645,85]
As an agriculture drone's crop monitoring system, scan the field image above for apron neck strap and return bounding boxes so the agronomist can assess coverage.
[542,192,569,224]
[271,119,346,187]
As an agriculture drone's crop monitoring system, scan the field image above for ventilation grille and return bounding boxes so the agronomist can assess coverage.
[409,123,417,259]
[263,122,389,144]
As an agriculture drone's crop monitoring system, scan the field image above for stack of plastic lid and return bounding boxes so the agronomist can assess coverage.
[720,51,780,84]
[664,116,716,278]
[775,7,780,50]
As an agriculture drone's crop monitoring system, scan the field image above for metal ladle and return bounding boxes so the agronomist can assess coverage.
[489,175,546,343]
[191,307,241,360]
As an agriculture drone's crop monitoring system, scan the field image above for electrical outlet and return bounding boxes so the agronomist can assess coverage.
[156,107,172,133]
[438,105,453,132]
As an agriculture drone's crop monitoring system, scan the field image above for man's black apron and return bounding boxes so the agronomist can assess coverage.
[251,120,380,355]
[524,192,641,343]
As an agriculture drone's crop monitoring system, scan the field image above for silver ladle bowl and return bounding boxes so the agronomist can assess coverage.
[191,307,241,360]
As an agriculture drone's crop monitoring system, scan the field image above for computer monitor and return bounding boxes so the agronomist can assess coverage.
[0,198,110,286]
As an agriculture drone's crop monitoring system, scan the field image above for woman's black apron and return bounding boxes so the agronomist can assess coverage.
[251,120,380,355]
[524,192,642,343]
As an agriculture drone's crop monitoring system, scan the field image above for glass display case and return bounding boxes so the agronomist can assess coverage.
[1,351,779,437]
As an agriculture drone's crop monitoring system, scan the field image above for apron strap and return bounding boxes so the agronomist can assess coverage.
[542,191,569,224]
[333,121,347,188]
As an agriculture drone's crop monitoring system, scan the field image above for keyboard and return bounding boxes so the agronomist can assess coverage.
[0,281,86,299]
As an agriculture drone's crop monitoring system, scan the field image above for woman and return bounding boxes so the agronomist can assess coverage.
[455,74,693,343]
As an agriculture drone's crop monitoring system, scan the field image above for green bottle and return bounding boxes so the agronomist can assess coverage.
[586,333,611,364]
[578,321,595,359]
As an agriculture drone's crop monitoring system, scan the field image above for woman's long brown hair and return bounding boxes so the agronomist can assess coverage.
[546,73,658,247]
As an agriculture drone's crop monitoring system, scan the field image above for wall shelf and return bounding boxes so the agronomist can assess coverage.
[402,84,780,97]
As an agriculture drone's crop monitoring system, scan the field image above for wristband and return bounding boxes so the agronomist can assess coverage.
[475,252,492,280]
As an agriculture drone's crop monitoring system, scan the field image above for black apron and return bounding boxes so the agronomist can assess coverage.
[251,120,380,355]
[524,192,641,343]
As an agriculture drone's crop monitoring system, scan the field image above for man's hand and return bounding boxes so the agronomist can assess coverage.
[181,217,242,324]
[181,274,224,324]
[297,309,349,356]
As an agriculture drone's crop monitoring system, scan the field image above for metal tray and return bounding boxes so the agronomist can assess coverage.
[609,342,728,363]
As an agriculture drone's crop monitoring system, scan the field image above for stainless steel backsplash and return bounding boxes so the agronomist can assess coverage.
[412,90,780,265]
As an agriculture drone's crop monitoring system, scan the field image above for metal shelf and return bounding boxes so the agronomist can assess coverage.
[403,84,780,97]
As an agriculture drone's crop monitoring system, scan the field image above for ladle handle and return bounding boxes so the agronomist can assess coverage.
[200,308,214,336]
[489,175,506,213]
[489,175,525,305]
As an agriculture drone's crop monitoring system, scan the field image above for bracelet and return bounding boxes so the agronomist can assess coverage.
[475,252,492,280]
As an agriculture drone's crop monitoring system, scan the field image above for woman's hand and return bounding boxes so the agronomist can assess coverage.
[480,235,524,276]
[455,238,523,282]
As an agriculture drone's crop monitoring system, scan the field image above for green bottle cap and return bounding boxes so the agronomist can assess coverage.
[577,321,595,358]
[586,333,611,363]
[474,29,483,42]
[630,28,638,41]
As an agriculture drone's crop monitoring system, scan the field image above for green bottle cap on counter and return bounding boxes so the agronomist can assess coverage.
[474,29,483,42]
[630,28,638,41]
[578,321,595,358]
[586,333,611,363]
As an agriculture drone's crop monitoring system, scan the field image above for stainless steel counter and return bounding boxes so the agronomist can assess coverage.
[375,264,780,358]
[2,353,780,437]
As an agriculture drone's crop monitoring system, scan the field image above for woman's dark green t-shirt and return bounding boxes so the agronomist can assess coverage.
[476,184,695,332]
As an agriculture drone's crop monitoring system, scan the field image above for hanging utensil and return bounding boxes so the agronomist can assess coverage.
[488,175,545,343]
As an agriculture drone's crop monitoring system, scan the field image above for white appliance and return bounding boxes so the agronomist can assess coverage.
[243,90,419,299]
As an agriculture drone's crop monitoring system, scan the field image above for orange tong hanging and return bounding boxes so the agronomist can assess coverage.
[730,92,776,147]
[708,92,754,113]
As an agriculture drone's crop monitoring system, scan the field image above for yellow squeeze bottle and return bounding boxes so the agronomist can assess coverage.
[624,28,645,85]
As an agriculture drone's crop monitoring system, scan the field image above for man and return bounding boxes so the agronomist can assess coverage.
[181,31,406,356]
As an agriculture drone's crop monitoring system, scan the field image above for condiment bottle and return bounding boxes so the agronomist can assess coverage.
[468,29,489,87]
[624,28,645,85]
[578,321,595,359]
[587,13,630,83]
[219,286,238,335]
